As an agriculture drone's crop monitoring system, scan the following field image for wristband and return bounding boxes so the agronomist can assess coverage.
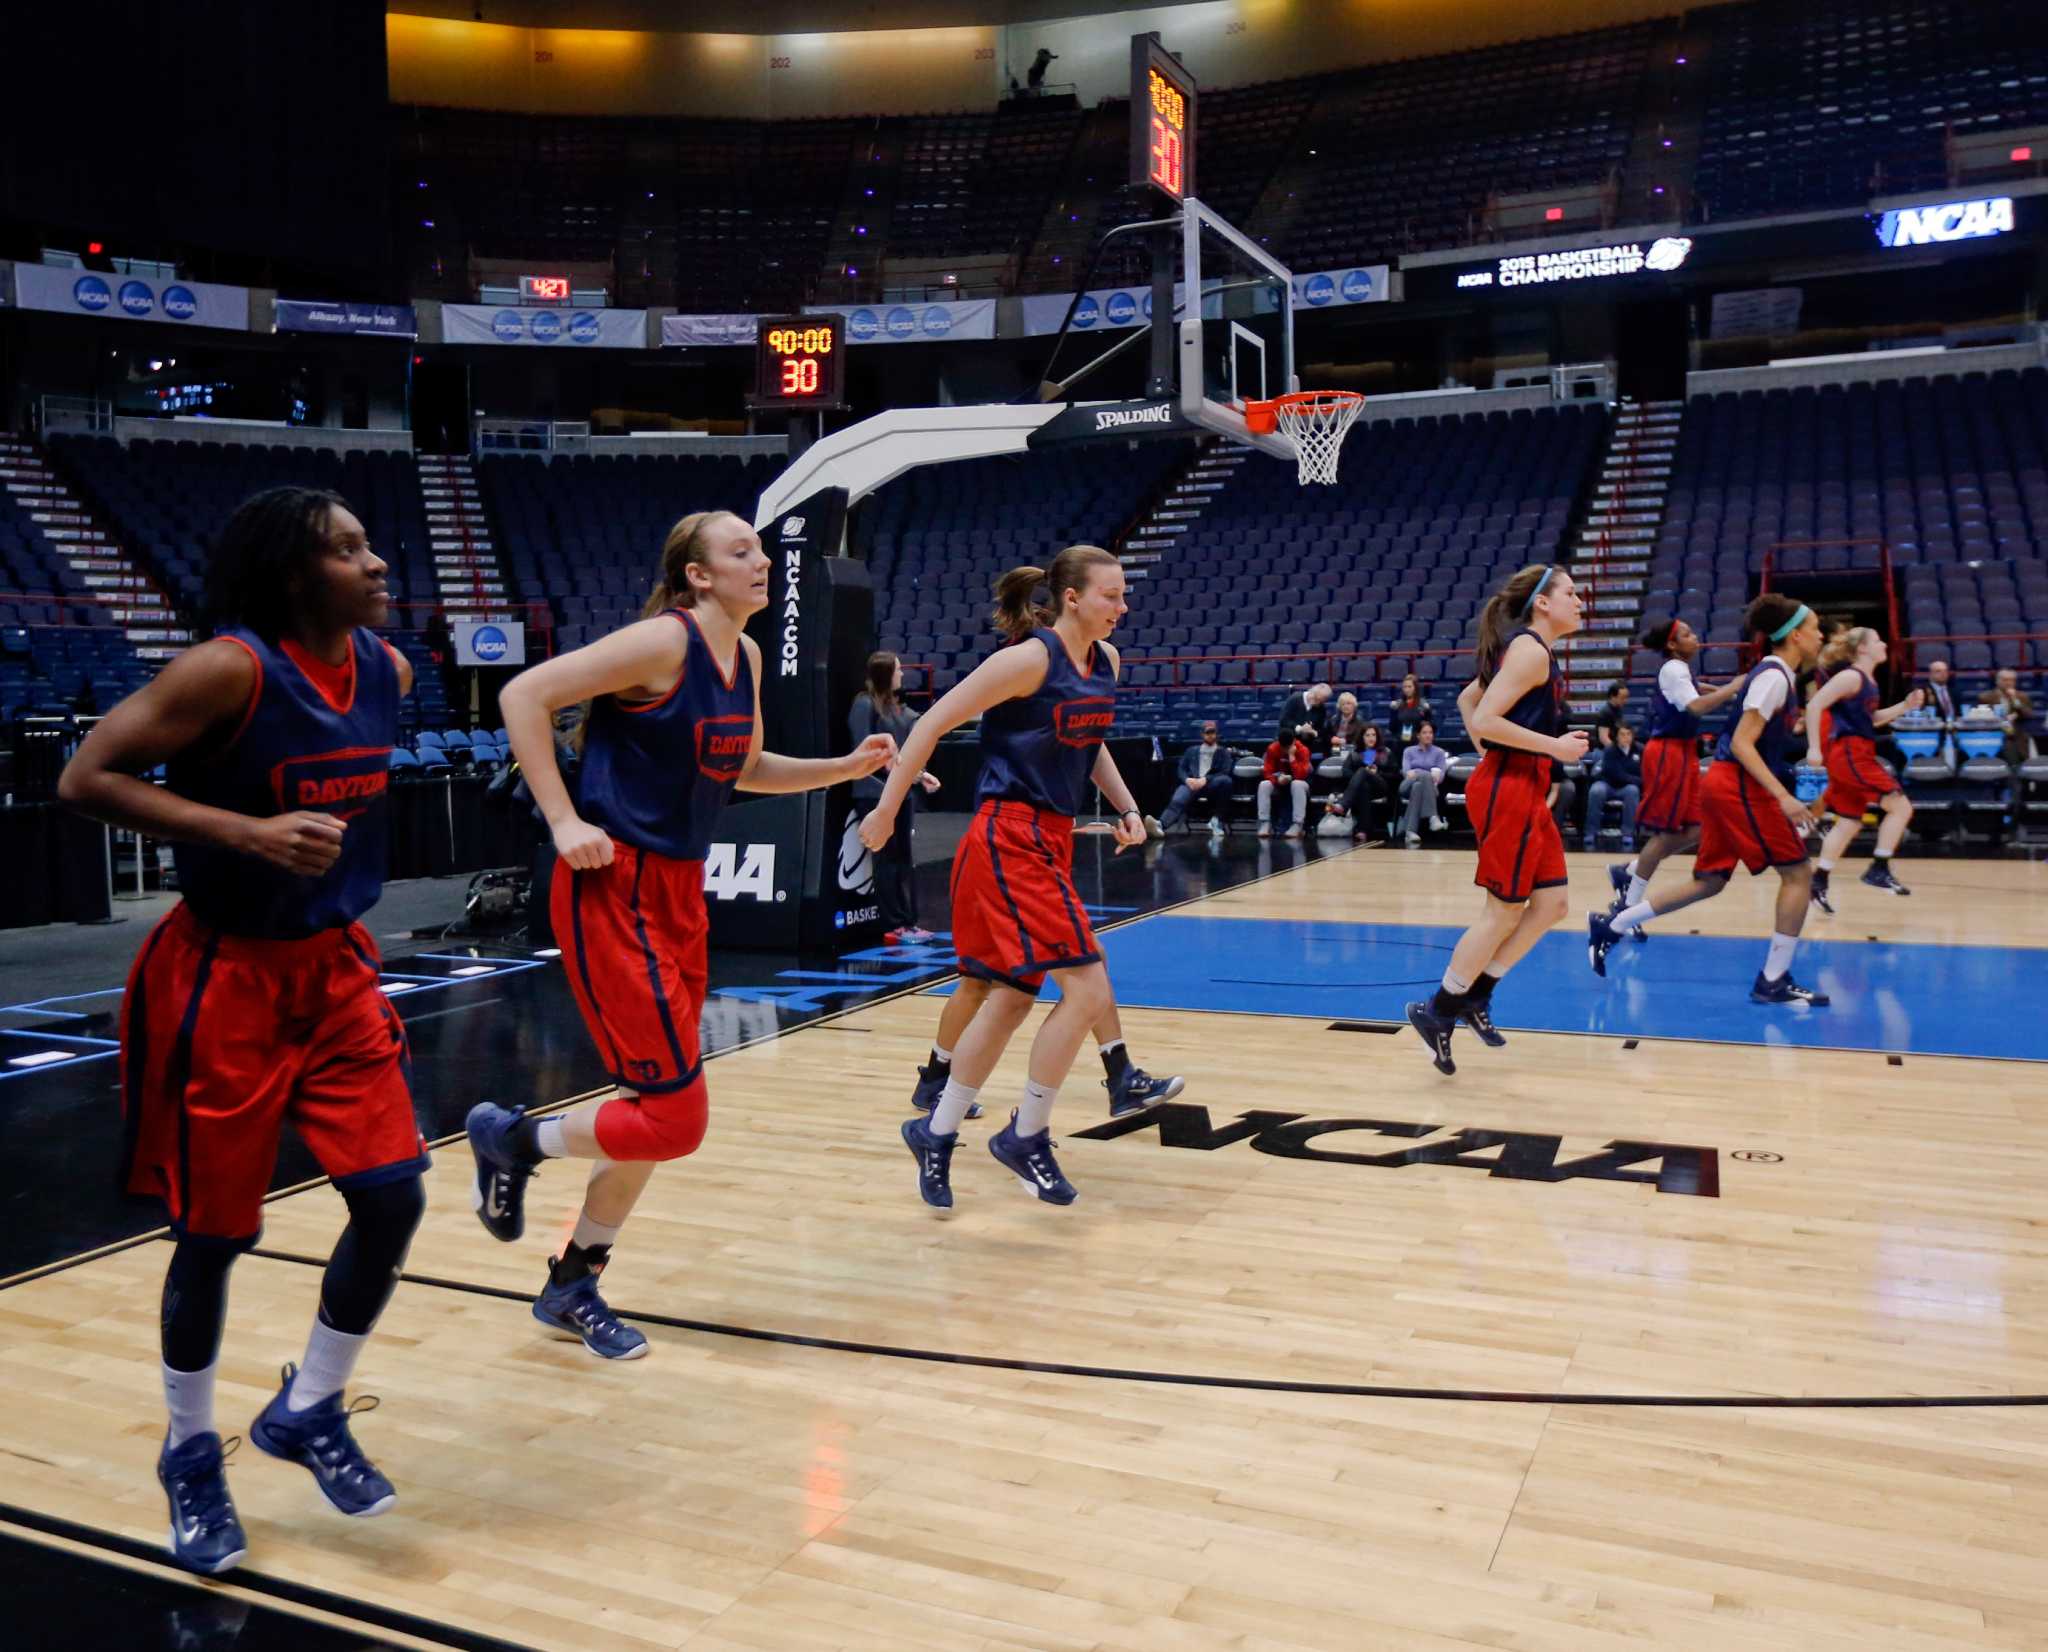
[1121,809,1142,821]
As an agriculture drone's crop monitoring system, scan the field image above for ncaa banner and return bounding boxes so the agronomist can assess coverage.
[662,313,762,348]
[453,620,524,667]
[803,299,996,345]
[1291,263,1390,309]
[14,264,248,330]
[277,299,417,338]
[1019,285,1156,338]
[443,305,648,349]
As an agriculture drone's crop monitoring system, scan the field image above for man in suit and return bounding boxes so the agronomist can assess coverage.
[1979,667,2037,767]
[1147,720,1234,836]
[1921,657,1958,722]
[1277,682,1334,752]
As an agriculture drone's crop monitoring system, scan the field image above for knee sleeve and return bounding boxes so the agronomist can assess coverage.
[162,1238,238,1371]
[321,1174,427,1335]
[592,1075,709,1162]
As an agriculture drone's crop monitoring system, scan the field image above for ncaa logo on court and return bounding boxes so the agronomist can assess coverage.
[528,311,563,343]
[847,309,879,341]
[471,625,509,662]
[162,285,198,321]
[1341,268,1375,302]
[568,311,601,343]
[921,306,952,338]
[1301,272,1336,306]
[885,306,916,339]
[118,281,156,317]
[72,277,112,313]
[1105,291,1138,326]
[491,310,525,341]
[1072,294,1101,328]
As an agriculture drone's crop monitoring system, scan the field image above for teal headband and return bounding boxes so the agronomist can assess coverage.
[1768,603,1812,644]
[1519,566,1555,616]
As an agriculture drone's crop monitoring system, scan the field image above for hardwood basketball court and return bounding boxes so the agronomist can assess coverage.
[4,844,2046,1649]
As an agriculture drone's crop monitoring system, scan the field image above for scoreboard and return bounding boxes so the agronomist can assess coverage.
[1130,35,1196,203]
[749,314,846,411]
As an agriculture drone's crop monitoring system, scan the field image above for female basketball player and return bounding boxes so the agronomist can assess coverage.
[59,488,425,1574]
[1405,563,1588,1076]
[1606,617,1742,912]
[466,511,895,1357]
[1805,626,1922,909]
[1587,593,1830,1004]
[862,546,1145,1210]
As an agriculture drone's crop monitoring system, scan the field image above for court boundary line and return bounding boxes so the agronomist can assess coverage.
[0,845,1349,1295]
[237,1244,2048,1410]
[0,1500,542,1652]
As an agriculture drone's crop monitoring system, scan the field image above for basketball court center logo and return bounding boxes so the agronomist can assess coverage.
[1073,1103,1720,1197]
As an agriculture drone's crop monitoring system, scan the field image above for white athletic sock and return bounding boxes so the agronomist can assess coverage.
[1440,969,1471,996]
[930,1077,980,1137]
[571,1210,625,1252]
[931,1043,954,1065]
[1097,1039,1124,1060]
[534,1117,569,1159]
[163,1360,218,1448]
[1016,1079,1059,1136]
[1762,932,1799,982]
[287,1320,370,1412]
[1626,870,1650,905]
[1609,901,1656,934]
[1816,857,1836,873]
[1873,849,1892,863]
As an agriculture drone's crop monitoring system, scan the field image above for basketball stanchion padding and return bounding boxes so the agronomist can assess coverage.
[1245,390,1364,485]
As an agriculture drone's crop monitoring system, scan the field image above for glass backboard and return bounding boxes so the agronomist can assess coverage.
[1178,197,1296,461]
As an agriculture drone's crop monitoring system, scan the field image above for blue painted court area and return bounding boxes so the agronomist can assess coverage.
[939,915,2047,1063]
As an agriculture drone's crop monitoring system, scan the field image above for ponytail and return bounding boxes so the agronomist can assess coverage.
[1473,563,1554,684]
[1820,625,1872,672]
[642,509,738,619]
[989,544,1120,642]
[1742,592,1805,646]
[1639,617,1679,656]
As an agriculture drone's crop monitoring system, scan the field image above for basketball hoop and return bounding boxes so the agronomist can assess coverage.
[1245,390,1364,486]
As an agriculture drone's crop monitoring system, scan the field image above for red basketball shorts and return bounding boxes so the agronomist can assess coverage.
[1466,750,1567,903]
[1695,762,1811,877]
[118,903,426,1246]
[949,799,1101,993]
[1821,736,1901,819]
[1636,735,1703,834]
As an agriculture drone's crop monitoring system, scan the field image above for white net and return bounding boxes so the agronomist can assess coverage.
[1272,393,1364,485]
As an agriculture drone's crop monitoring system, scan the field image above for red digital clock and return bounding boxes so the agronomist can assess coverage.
[749,313,846,410]
[520,274,571,302]
[1130,35,1196,202]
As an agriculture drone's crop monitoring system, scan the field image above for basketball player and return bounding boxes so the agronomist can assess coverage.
[1588,594,1830,1004]
[1607,617,1741,915]
[58,488,425,1574]
[863,546,1145,1210]
[910,979,1184,1121]
[1406,564,1588,1075]
[1805,627,1922,908]
[465,511,895,1357]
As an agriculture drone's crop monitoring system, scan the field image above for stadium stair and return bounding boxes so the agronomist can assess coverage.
[418,455,516,622]
[1562,398,1680,716]
[1114,439,1243,585]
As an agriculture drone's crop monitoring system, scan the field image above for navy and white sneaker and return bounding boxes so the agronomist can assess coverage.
[158,1431,246,1575]
[911,1063,982,1120]
[1461,998,1507,1049]
[1860,863,1911,896]
[533,1271,649,1359]
[901,1115,957,1212]
[988,1115,1077,1205]
[1106,1065,1185,1117]
[465,1101,536,1242]
[1607,862,1631,905]
[1587,911,1620,977]
[1750,972,1831,1007]
[1405,1000,1457,1075]
[249,1366,396,1517]
[1810,871,1836,914]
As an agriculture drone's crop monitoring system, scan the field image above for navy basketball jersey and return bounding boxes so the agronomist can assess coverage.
[1643,659,1702,742]
[578,608,755,861]
[975,628,1116,817]
[1826,666,1881,742]
[1481,626,1565,741]
[170,628,398,939]
[1713,656,1802,781]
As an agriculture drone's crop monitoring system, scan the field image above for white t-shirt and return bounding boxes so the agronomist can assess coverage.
[1657,657,1700,711]
[1741,661,1791,721]
[1194,744,1218,778]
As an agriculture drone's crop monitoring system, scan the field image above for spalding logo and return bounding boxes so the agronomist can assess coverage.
[838,809,875,895]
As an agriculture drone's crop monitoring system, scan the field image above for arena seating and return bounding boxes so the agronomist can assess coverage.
[1694,0,2048,221]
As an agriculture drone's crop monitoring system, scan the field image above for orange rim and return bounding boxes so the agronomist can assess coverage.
[1244,389,1363,437]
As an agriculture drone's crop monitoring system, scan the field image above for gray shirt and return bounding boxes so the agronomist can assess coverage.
[849,692,917,801]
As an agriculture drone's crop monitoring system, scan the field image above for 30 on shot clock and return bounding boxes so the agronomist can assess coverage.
[750,314,846,410]
[1129,34,1196,202]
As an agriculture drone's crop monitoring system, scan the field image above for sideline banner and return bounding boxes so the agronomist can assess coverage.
[443,304,647,348]
[277,299,417,337]
[802,299,997,344]
[1019,263,1389,338]
[14,264,248,330]
[662,313,762,347]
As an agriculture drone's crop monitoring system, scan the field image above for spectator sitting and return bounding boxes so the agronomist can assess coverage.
[1978,668,2037,766]
[1399,720,1451,846]
[1387,673,1435,753]
[1326,690,1367,752]
[1258,730,1313,838]
[1583,722,1642,849]
[1921,657,1958,723]
[1593,680,1630,747]
[1323,721,1396,841]
[1148,719,1234,837]
[1277,681,1334,752]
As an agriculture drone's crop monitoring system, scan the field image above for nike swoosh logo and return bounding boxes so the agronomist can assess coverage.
[486,1186,507,1218]
[1029,1164,1056,1188]
[175,1514,203,1544]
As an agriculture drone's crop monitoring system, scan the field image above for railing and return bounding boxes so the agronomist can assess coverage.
[382,600,557,656]
[0,588,169,616]
[903,645,1472,696]
[1898,631,2048,676]
[36,395,112,436]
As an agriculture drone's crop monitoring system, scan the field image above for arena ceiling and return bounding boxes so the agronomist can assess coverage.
[389,0,1210,31]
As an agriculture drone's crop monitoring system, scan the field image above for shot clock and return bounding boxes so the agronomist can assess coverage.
[749,314,846,411]
[1130,35,1196,203]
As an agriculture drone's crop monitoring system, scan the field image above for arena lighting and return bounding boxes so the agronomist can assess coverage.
[2015,147,2035,163]
[1545,207,1564,221]
[86,241,103,255]
[1874,195,2015,247]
